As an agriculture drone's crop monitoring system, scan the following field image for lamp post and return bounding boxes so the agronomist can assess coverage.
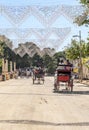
[73,30,83,82]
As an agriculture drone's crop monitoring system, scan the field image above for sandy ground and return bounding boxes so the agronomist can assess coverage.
[0,76,89,130]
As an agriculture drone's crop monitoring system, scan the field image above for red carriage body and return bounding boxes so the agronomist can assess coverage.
[54,64,73,92]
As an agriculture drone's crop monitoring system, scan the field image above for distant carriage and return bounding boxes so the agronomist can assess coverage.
[32,68,45,84]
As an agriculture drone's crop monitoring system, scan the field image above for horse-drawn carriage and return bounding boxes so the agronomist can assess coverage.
[54,64,73,92]
[32,67,45,84]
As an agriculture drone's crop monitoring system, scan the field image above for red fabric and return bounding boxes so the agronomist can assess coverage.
[58,75,69,81]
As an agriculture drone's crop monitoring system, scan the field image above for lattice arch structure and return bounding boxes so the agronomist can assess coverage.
[0,27,71,49]
[0,4,86,56]
[0,5,85,27]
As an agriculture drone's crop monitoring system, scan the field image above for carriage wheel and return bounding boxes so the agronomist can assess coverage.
[38,78,40,84]
[33,78,34,84]
[42,78,44,84]
[70,79,73,92]
[54,83,57,91]
[42,80,44,84]
[54,81,59,91]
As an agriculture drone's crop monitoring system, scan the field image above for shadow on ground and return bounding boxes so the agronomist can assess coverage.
[0,90,89,96]
[53,90,89,95]
[0,120,89,126]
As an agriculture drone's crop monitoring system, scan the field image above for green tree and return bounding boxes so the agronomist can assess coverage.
[65,39,87,60]
[32,53,43,67]
[22,54,31,68]
[0,41,5,58]
[80,0,89,5]
[4,46,16,61]
[53,51,66,65]
[86,39,89,56]
[75,0,89,26]
[43,54,56,74]
[0,41,5,73]
[16,54,22,68]
[64,39,88,82]
[43,54,52,68]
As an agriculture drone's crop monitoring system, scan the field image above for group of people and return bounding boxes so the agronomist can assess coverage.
[58,58,72,66]
[18,68,32,78]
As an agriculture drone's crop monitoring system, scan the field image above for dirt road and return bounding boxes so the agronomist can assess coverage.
[0,77,89,130]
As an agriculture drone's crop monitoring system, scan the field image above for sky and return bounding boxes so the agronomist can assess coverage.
[0,0,89,51]
[0,0,80,5]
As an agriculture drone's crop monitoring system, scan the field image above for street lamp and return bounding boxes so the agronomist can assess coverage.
[73,30,83,82]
